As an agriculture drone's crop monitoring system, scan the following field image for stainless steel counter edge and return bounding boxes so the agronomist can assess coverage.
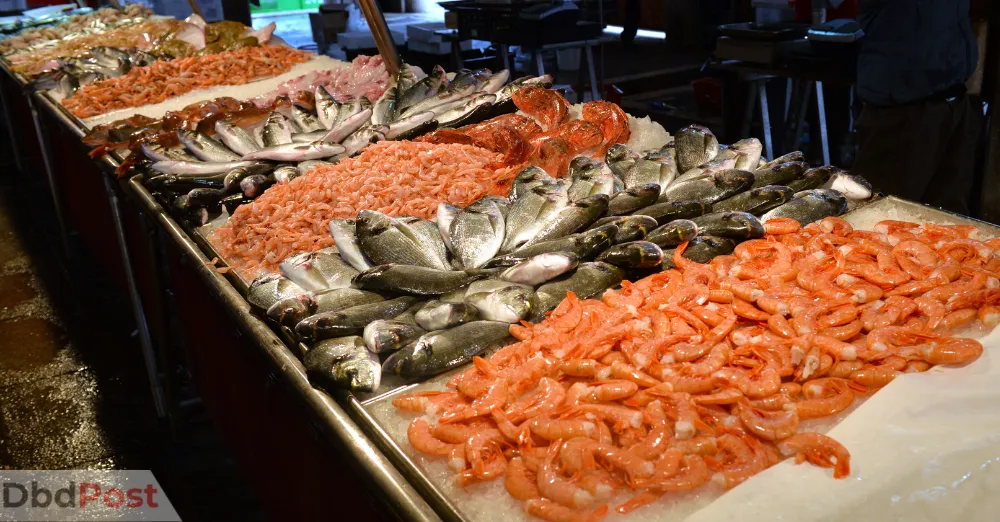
[126,175,442,522]
[23,90,443,522]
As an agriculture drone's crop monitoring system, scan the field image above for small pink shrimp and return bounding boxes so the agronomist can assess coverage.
[786,377,855,419]
[528,417,597,441]
[523,498,609,522]
[778,432,851,478]
[850,367,900,388]
[392,390,465,413]
[505,457,540,500]
[736,398,799,440]
[407,419,457,456]
[538,443,596,508]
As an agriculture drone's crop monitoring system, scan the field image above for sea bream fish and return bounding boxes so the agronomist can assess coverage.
[328,218,373,272]
[501,181,569,253]
[363,319,425,354]
[675,124,720,173]
[278,247,359,292]
[353,265,491,296]
[303,336,381,393]
[761,188,848,225]
[214,120,260,156]
[295,296,418,342]
[465,285,534,323]
[356,210,448,270]
[176,129,241,162]
[448,198,506,269]
[381,321,514,379]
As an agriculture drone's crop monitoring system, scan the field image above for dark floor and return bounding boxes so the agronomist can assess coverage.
[0,157,266,519]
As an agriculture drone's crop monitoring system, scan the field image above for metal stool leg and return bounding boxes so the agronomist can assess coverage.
[534,50,545,77]
[450,36,464,70]
[758,80,774,160]
[585,44,599,101]
[741,81,757,140]
[816,80,830,165]
[499,44,510,72]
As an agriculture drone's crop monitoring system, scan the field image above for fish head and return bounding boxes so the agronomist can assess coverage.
[569,155,601,176]
[579,223,619,253]
[752,185,795,204]
[576,193,610,215]
[687,235,737,261]
[655,219,699,245]
[628,184,661,200]
[716,169,755,190]
[355,210,394,238]
[825,170,873,200]
[721,212,765,238]
[334,352,381,392]
[606,144,639,165]
[803,166,836,185]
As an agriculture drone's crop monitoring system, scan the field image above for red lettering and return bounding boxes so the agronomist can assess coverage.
[126,488,143,508]
[79,483,101,508]
[144,485,158,508]
[103,488,124,508]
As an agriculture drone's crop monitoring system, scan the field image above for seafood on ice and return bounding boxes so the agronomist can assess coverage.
[61,45,312,118]
[392,216,995,521]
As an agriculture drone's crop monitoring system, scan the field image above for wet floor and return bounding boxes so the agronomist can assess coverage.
[0,170,265,519]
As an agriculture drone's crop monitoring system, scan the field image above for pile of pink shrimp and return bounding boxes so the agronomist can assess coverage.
[211,141,507,278]
[394,217,996,522]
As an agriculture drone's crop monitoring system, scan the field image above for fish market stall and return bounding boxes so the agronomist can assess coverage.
[4,4,1000,522]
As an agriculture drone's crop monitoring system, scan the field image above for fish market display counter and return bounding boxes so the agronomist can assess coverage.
[6,26,1000,522]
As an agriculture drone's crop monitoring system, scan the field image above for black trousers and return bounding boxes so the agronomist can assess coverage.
[853,94,981,216]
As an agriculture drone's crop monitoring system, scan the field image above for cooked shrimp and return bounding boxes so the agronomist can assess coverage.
[524,498,608,522]
[736,398,799,441]
[506,458,540,500]
[778,432,851,478]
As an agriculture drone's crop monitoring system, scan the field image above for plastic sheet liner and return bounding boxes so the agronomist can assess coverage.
[686,326,1000,522]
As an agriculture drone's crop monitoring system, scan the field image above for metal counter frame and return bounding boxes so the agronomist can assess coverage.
[6,63,443,521]
[9,48,1000,522]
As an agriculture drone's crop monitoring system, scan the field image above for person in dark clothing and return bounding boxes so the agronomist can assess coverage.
[852,0,980,215]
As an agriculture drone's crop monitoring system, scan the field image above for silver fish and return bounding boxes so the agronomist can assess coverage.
[314,85,340,129]
[398,65,446,110]
[261,111,293,147]
[501,182,569,253]
[291,130,327,144]
[673,157,737,184]
[214,121,260,156]
[395,63,426,96]
[313,287,385,315]
[247,273,308,313]
[223,162,274,193]
[339,125,387,157]
[597,241,664,269]
[675,124,720,173]
[151,160,259,175]
[399,216,450,269]
[760,151,805,170]
[363,319,425,354]
[176,129,240,162]
[751,161,808,189]
[328,218,373,272]
[279,248,359,292]
[606,144,640,179]
[401,86,477,118]
[821,169,873,200]
[480,69,510,94]
[384,111,437,141]
[718,138,762,170]
[332,96,370,129]
[296,296,418,342]
[242,142,345,162]
[266,294,316,327]
[491,224,618,266]
[382,321,513,378]
[304,336,380,392]
[465,285,534,323]
[141,143,198,162]
[353,264,490,295]
[690,211,765,239]
[568,161,615,201]
[659,168,755,205]
[320,108,373,144]
[239,173,276,198]
[296,159,332,175]
[522,193,609,247]
[357,210,449,270]
[290,105,324,133]
[712,185,794,216]
[449,199,506,269]
[509,166,554,200]
[761,189,848,225]
[436,202,462,253]
[437,93,496,128]
[371,86,399,125]
[608,184,660,216]
[531,262,624,322]
[415,300,479,330]
[500,252,579,286]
